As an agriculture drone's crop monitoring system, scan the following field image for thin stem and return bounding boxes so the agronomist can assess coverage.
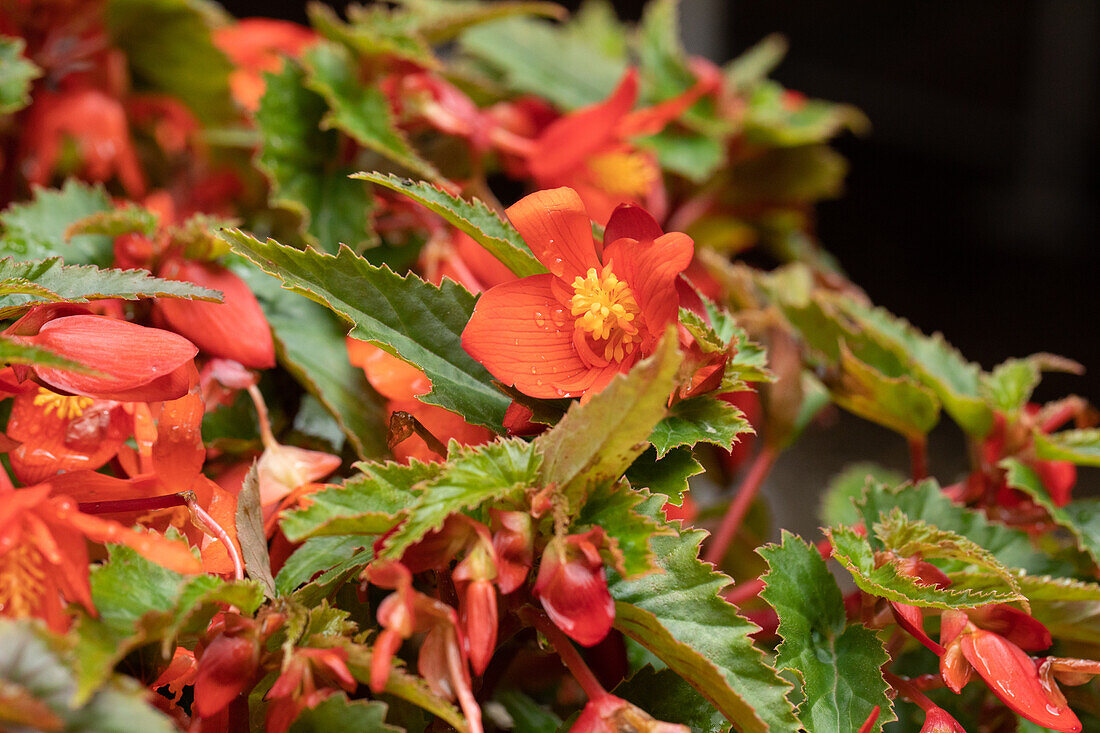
[246,384,277,450]
[78,493,187,515]
[521,608,607,702]
[389,411,448,458]
[724,578,764,606]
[183,491,244,581]
[704,445,778,566]
[883,671,936,712]
[908,436,928,482]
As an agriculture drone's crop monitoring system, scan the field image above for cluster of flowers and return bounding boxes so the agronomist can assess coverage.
[0,1,1098,733]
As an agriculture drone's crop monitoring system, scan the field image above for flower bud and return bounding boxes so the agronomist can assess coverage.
[533,529,615,647]
[920,706,965,733]
[193,633,260,718]
[571,694,689,733]
[490,509,534,594]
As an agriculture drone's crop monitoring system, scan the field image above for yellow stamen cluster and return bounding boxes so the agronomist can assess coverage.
[0,542,45,619]
[33,388,94,420]
[570,266,641,362]
[587,151,660,198]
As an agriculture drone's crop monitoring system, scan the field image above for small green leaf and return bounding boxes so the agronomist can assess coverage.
[613,666,730,733]
[236,464,276,597]
[649,394,752,458]
[380,438,540,559]
[289,693,399,732]
[460,16,628,109]
[536,334,682,514]
[395,0,566,44]
[575,481,672,578]
[625,446,703,505]
[106,0,234,124]
[255,61,374,252]
[980,358,1041,413]
[743,81,869,147]
[818,463,906,528]
[0,620,177,733]
[608,497,799,733]
[354,172,546,278]
[224,229,510,431]
[235,258,389,460]
[1034,428,1100,467]
[1003,458,1100,569]
[281,460,438,542]
[724,33,787,91]
[303,42,442,183]
[65,205,158,240]
[276,535,373,602]
[0,257,220,318]
[308,3,438,68]
[0,37,42,114]
[759,532,893,733]
[830,344,941,439]
[0,180,114,265]
[826,525,1024,609]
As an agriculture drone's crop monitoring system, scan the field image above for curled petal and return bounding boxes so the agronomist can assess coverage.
[533,534,615,647]
[193,634,260,718]
[57,501,202,575]
[604,204,664,246]
[505,189,601,279]
[604,232,693,348]
[461,579,499,676]
[462,274,593,399]
[889,602,944,655]
[961,629,1081,732]
[968,604,1051,652]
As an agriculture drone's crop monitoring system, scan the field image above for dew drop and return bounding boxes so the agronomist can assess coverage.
[534,310,546,327]
[551,308,567,326]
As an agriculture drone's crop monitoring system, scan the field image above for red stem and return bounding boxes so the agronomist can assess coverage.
[78,493,187,515]
[183,492,244,581]
[724,578,765,606]
[1041,401,1080,434]
[883,671,937,712]
[522,609,607,702]
[704,445,778,566]
[908,436,928,482]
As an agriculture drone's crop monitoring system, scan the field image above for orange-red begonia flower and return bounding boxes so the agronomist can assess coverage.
[213,18,317,112]
[0,483,202,632]
[525,66,719,224]
[461,188,693,400]
[19,88,146,197]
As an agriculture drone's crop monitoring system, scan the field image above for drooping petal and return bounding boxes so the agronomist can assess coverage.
[193,634,260,718]
[461,274,592,399]
[154,259,275,369]
[505,189,601,280]
[348,339,431,401]
[604,232,693,349]
[529,69,638,182]
[26,316,198,399]
[533,533,615,647]
[968,604,1052,651]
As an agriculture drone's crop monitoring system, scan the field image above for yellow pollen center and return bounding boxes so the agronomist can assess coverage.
[570,266,642,362]
[33,388,93,420]
[587,151,659,198]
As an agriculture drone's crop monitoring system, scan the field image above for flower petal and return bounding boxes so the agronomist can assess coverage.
[505,189,600,280]
[462,274,592,399]
[604,203,664,245]
[605,231,693,349]
[529,69,638,181]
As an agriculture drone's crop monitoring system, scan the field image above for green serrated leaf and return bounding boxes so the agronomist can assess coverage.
[106,0,234,124]
[303,42,442,183]
[255,61,374,253]
[625,446,703,505]
[1034,429,1100,467]
[839,299,992,436]
[224,229,510,431]
[74,543,263,703]
[575,481,672,579]
[380,438,540,559]
[289,693,399,732]
[853,479,1064,575]
[281,460,438,542]
[0,257,221,318]
[743,81,868,147]
[650,394,752,458]
[0,180,114,265]
[276,535,374,601]
[1003,458,1100,569]
[949,573,1100,646]
[830,343,941,439]
[614,665,730,733]
[0,620,177,733]
[873,508,1026,611]
[235,257,388,460]
[819,463,906,528]
[309,3,439,69]
[536,334,681,514]
[0,37,42,114]
[0,336,103,374]
[460,16,628,109]
[826,525,1024,609]
[355,172,545,278]
[65,205,158,240]
[608,497,799,733]
[395,0,566,44]
[759,532,893,733]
